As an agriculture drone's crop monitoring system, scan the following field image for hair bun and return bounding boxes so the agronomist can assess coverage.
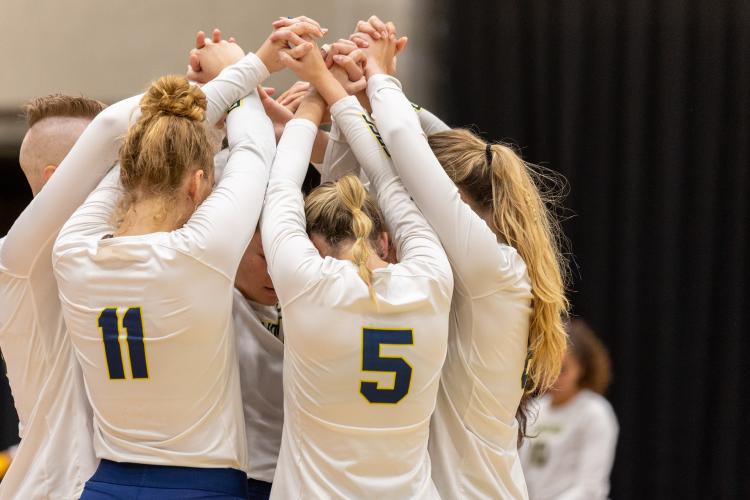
[140,75,207,122]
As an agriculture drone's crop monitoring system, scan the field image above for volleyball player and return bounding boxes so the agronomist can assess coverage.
[260,36,453,498]
[520,319,618,500]
[0,94,139,499]
[354,16,569,498]
[51,25,321,498]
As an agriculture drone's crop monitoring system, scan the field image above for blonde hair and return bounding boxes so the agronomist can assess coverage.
[304,175,386,301]
[428,129,570,393]
[117,75,215,221]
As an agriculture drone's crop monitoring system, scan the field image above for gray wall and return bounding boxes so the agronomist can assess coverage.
[0,0,436,146]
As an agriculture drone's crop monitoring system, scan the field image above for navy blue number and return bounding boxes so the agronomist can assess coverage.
[360,328,413,404]
[98,308,124,379]
[123,308,149,379]
[98,307,148,380]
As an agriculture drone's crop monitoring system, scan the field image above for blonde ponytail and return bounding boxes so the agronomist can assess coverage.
[336,178,376,301]
[487,143,569,393]
[428,130,570,394]
[305,175,386,302]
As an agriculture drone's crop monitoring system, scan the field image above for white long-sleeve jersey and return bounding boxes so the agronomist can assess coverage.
[52,52,275,471]
[0,90,147,499]
[368,74,534,499]
[520,391,619,500]
[232,288,284,482]
[261,114,453,499]
[321,101,448,185]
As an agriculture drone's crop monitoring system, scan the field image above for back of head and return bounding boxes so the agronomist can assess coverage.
[19,94,106,194]
[118,75,214,213]
[428,129,570,393]
[567,319,612,395]
[305,175,385,301]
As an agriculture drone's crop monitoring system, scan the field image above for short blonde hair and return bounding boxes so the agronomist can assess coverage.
[23,94,105,127]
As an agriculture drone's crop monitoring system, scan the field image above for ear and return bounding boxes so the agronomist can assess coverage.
[187,169,206,204]
[41,164,58,184]
[376,231,390,260]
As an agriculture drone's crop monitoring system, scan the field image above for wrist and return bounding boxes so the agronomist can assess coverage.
[365,61,387,79]
[314,72,348,107]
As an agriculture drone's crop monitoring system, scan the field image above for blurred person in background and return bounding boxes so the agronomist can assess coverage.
[521,319,618,500]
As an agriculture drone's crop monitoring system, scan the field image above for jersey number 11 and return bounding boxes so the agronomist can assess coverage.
[97,307,149,380]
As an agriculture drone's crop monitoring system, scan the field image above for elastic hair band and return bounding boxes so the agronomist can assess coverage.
[485,143,493,164]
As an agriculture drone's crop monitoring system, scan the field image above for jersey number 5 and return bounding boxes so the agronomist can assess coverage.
[98,307,149,380]
[360,328,413,404]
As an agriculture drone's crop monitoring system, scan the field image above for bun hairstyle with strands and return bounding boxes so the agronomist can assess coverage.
[427,128,570,442]
[117,75,215,223]
[304,175,386,302]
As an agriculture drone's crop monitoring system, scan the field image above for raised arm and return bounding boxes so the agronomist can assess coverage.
[367,73,512,293]
[2,93,142,276]
[261,103,326,306]
[184,89,276,278]
[328,95,451,284]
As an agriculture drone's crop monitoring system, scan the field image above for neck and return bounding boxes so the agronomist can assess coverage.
[336,241,388,270]
[550,387,581,407]
[116,197,188,236]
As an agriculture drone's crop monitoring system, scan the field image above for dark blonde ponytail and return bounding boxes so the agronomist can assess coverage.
[428,129,570,393]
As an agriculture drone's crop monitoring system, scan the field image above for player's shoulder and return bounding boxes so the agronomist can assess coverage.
[576,390,618,424]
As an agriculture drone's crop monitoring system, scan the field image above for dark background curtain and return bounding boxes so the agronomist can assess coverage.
[435,0,749,498]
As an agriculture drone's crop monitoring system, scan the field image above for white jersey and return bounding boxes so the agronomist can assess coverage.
[368,74,534,499]
[233,288,284,482]
[520,391,618,500]
[52,53,275,470]
[0,90,148,499]
[261,113,453,499]
[321,101,448,185]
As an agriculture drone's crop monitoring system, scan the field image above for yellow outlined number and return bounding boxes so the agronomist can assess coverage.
[97,307,149,380]
[360,328,413,404]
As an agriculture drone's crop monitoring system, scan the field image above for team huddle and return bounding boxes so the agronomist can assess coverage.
[0,14,568,500]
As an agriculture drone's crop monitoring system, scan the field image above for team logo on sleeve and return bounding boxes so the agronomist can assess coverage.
[361,114,391,158]
[262,319,281,339]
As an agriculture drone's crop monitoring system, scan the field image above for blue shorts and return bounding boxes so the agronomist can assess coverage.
[81,459,248,499]
[246,477,272,499]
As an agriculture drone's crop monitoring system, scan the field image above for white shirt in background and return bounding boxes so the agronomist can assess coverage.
[521,390,619,500]
[233,288,284,482]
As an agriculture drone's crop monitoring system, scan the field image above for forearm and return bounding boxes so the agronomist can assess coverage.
[202,52,270,125]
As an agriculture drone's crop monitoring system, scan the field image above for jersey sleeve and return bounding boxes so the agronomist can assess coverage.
[180,91,276,278]
[202,52,270,126]
[416,105,450,135]
[329,96,453,289]
[321,104,448,185]
[320,120,364,184]
[2,93,142,276]
[367,74,520,294]
[260,119,324,306]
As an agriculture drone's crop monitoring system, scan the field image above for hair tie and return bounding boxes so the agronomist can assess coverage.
[485,143,493,164]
